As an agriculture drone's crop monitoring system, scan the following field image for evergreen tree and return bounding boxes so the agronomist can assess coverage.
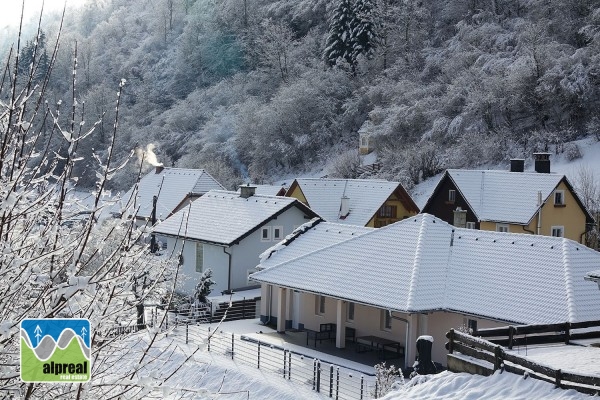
[324,0,378,71]
[352,0,378,61]
[323,0,356,68]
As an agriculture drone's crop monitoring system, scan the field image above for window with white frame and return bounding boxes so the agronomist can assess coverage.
[554,190,565,206]
[195,243,204,272]
[381,310,392,331]
[466,222,476,229]
[551,226,564,237]
[496,223,509,233]
[448,189,456,202]
[261,227,271,242]
[347,302,355,322]
[272,226,283,241]
[315,295,326,315]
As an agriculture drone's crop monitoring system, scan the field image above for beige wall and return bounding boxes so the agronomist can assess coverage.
[287,185,308,205]
[479,182,588,243]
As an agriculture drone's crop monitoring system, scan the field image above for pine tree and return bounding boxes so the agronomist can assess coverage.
[324,0,379,71]
[323,0,356,67]
[351,0,378,61]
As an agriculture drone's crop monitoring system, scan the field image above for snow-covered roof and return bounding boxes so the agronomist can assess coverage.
[153,190,318,246]
[429,169,586,224]
[119,167,224,220]
[237,184,286,197]
[251,214,600,325]
[288,178,418,226]
[258,219,373,270]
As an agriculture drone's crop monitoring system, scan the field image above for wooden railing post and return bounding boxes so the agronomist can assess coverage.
[448,329,455,354]
[494,346,503,371]
[508,326,514,349]
[565,323,570,345]
[556,369,562,388]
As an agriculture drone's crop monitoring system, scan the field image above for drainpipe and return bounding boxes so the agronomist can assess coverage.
[223,246,232,292]
[390,311,410,368]
[536,191,543,235]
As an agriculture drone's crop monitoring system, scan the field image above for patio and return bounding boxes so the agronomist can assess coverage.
[241,326,406,375]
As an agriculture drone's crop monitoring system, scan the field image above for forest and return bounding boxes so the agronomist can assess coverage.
[2,0,599,191]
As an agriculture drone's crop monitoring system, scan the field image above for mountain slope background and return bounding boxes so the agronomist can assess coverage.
[2,0,599,191]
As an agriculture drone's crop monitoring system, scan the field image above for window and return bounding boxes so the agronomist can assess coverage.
[466,222,476,229]
[496,223,509,233]
[315,295,326,315]
[261,227,271,242]
[448,190,456,202]
[551,226,564,237]
[360,136,368,146]
[381,310,392,331]
[272,226,283,241]
[554,190,565,206]
[377,205,397,218]
[464,318,477,334]
[195,243,204,272]
[347,302,355,322]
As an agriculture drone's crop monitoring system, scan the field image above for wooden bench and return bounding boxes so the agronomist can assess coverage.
[355,335,404,359]
[305,323,336,347]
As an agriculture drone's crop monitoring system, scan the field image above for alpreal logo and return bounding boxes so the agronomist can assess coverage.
[20,319,91,383]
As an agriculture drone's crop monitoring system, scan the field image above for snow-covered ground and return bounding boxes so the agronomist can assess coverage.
[509,343,600,376]
[385,370,591,400]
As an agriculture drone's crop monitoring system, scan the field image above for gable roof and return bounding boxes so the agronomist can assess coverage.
[153,190,319,246]
[258,219,374,270]
[424,169,593,224]
[287,178,419,226]
[119,168,225,220]
[251,214,600,325]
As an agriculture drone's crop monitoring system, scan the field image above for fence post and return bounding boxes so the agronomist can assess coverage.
[565,323,570,345]
[375,381,378,398]
[288,351,292,380]
[186,323,189,344]
[231,333,235,359]
[360,376,364,400]
[494,346,503,371]
[313,360,317,391]
[448,329,455,354]
[316,360,321,393]
[257,341,261,369]
[283,350,287,378]
[243,297,246,319]
[207,327,211,352]
[508,326,514,350]
[329,365,334,398]
[336,367,339,400]
[555,369,562,388]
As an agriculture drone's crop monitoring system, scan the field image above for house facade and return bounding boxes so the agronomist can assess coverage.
[422,154,594,243]
[286,178,419,227]
[153,186,318,295]
[251,214,600,367]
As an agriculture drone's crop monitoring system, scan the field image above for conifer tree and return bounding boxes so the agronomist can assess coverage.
[352,0,378,61]
[323,0,356,67]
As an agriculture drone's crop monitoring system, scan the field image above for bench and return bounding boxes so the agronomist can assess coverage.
[305,323,336,347]
[355,335,404,360]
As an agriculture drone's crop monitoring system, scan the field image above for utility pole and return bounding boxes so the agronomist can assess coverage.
[150,195,157,253]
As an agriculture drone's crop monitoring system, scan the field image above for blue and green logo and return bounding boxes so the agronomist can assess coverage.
[20,319,91,382]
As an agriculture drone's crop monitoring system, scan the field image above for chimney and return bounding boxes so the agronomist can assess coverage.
[155,165,165,174]
[509,159,525,173]
[339,196,350,219]
[453,207,467,228]
[240,183,257,199]
[533,152,551,173]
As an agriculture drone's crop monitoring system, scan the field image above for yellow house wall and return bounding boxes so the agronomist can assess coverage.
[287,185,308,205]
[479,182,587,242]
[367,194,418,227]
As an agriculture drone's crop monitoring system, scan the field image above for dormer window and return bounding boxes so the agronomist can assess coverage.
[448,190,456,202]
[378,205,397,218]
[554,190,565,206]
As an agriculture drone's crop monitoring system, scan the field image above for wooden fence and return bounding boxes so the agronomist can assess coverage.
[446,321,600,396]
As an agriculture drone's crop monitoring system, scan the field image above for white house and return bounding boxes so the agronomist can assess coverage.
[250,214,600,367]
[153,186,319,295]
[117,166,225,225]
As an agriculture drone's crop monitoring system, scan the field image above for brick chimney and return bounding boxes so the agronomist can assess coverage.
[533,152,551,173]
[155,165,165,174]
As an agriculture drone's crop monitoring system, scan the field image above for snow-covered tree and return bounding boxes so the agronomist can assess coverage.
[324,0,357,68]
[352,0,378,62]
